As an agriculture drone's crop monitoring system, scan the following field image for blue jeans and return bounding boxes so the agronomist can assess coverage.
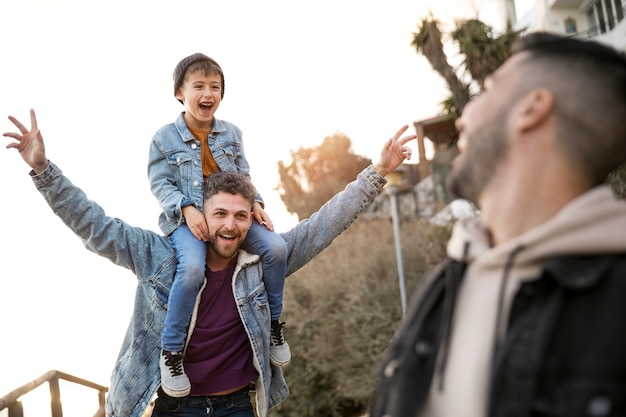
[241,220,288,321]
[163,224,208,352]
[162,222,288,352]
[151,386,254,417]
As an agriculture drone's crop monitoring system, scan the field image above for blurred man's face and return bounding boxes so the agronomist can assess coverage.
[447,54,528,204]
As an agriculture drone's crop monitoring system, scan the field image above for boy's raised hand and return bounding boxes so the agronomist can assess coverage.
[4,109,49,174]
[373,125,416,178]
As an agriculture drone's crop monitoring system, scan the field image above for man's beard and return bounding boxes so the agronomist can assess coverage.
[207,231,242,261]
[446,112,510,205]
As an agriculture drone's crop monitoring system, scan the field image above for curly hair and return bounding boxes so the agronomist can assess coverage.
[203,171,256,208]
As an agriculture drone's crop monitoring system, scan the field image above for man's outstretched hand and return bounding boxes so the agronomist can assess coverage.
[373,125,416,178]
[4,109,49,174]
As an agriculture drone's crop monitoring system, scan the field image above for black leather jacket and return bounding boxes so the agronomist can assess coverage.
[369,254,626,417]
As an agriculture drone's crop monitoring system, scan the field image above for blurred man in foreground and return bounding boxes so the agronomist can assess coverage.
[370,32,626,417]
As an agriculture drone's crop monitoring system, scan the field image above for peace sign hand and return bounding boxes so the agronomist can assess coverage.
[373,125,417,178]
[4,109,49,174]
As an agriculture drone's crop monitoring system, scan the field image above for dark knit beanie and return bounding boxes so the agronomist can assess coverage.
[173,53,224,104]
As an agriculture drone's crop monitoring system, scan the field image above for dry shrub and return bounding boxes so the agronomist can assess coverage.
[271,216,451,417]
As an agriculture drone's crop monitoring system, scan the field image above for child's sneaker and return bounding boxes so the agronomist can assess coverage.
[159,350,191,397]
[270,320,291,367]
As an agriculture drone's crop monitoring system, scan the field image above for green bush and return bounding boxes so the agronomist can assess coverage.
[271,216,451,416]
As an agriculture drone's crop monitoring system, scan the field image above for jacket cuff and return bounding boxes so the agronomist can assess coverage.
[181,197,193,208]
[362,164,388,191]
[30,160,59,187]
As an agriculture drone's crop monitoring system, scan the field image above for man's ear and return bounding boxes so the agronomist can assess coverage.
[515,88,554,132]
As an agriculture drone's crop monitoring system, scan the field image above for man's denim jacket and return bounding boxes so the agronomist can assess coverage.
[31,161,387,417]
[148,112,262,236]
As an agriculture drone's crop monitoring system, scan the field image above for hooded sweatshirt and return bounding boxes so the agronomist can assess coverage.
[420,185,626,417]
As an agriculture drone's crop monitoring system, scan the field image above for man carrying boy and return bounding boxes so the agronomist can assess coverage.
[4,109,415,417]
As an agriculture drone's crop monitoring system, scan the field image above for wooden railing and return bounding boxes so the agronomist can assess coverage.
[0,370,108,417]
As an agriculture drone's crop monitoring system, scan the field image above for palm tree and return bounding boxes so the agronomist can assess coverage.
[412,15,522,116]
[452,19,522,90]
[411,14,471,116]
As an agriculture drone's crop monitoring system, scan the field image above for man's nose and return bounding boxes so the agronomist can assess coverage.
[222,215,236,230]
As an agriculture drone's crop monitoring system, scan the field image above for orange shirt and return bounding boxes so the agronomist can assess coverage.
[189,127,220,178]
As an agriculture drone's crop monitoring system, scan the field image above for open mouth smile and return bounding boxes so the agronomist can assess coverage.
[219,233,236,241]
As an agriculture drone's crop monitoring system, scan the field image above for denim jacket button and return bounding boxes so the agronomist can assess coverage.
[191,143,197,150]
[193,181,199,187]
[415,341,430,356]
[587,396,612,416]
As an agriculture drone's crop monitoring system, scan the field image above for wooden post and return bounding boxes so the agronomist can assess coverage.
[49,376,63,417]
[8,400,24,417]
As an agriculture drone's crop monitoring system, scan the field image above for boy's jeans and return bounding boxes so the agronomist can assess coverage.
[162,222,288,352]
[241,220,288,320]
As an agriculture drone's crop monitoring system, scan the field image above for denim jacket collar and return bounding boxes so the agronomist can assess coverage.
[174,112,228,142]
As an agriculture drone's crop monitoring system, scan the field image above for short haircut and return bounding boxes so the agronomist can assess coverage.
[203,171,256,208]
[512,32,626,185]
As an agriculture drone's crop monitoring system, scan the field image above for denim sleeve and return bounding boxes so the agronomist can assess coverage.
[32,162,175,280]
[279,165,387,276]
[148,132,186,225]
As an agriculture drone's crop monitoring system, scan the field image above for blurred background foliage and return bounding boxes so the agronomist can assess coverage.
[272,217,452,416]
[277,132,371,221]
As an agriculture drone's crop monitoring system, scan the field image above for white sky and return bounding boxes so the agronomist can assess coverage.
[0,0,519,414]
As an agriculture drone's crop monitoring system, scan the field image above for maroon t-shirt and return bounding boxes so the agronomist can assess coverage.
[184,257,258,395]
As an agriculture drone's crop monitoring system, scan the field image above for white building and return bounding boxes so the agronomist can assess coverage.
[508,0,626,50]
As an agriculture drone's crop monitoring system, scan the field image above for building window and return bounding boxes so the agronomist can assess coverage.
[587,8,599,36]
[596,2,607,33]
[616,0,624,22]
[585,0,624,37]
[564,17,578,33]
[605,0,616,28]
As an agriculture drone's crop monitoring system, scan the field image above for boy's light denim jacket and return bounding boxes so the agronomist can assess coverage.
[31,161,387,417]
[148,112,263,236]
